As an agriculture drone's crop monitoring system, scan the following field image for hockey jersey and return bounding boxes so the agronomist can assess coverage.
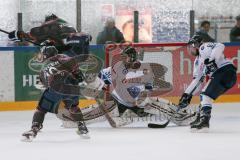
[100,62,154,107]
[185,42,233,94]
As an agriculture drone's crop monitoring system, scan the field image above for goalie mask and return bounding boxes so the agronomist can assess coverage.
[121,46,141,69]
[187,35,203,56]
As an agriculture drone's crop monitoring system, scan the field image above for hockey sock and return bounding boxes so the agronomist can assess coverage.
[32,110,46,130]
[69,106,84,122]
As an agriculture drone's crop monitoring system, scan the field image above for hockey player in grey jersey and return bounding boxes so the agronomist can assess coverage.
[178,34,237,131]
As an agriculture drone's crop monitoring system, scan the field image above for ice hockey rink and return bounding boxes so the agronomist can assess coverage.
[0,103,239,160]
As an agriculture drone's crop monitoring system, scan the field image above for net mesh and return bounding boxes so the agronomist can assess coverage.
[105,43,199,104]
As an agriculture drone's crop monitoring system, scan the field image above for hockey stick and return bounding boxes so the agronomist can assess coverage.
[0,28,41,46]
[147,74,206,128]
[148,120,170,128]
[95,98,118,128]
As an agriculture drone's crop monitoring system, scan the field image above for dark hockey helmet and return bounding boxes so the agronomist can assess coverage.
[187,34,203,56]
[45,13,58,22]
[188,34,203,47]
[121,46,137,62]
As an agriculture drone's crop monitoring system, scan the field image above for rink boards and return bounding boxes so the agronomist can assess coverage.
[0,43,240,111]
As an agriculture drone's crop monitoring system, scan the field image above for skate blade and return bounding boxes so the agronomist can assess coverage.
[191,127,209,133]
[21,136,33,142]
[80,134,90,139]
[76,131,90,139]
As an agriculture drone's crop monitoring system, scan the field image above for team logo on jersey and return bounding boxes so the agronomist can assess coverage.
[122,68,128,75]
[127,86,141,98]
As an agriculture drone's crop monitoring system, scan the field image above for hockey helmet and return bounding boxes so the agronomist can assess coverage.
[45,14,58,22]
[187,34,203,56]
[121,46,138,62]
[188,34,203,47]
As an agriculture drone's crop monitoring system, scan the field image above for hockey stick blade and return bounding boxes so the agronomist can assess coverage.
[148,120,170,128]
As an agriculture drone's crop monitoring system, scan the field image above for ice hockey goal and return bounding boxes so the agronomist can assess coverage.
[105,42,195,103]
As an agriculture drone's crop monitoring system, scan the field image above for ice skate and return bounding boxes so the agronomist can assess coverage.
[21,122,42,142]
[22,129,38,142]
[190,112,200,126]
[76,121,90,139]
[191,106,211,133]
[191,115,210,133]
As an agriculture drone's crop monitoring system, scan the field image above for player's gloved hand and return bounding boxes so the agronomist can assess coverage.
[72,70,85,83]
[40,40,58,60]
[178,93,192,110]
[8,30,25,42]
[204,58,218,74]
[145,83,153,90]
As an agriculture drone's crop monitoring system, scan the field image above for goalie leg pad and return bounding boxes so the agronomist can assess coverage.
[146,97,197,126]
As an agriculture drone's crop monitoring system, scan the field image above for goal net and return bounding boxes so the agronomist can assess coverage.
[105,42,197,104]
[60,42,199,127]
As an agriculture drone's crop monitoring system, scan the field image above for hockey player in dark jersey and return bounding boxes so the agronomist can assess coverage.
[8,14,92,140]
[177,34,237,132]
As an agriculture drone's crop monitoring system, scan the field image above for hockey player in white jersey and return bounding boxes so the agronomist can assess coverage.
[99,46,196,127]
[102,46,153,117]
[178,34,237,131]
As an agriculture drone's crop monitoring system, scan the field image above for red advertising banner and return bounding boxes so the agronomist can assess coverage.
[168,45,240,97]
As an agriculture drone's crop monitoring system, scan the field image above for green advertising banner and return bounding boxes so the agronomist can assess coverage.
[14,45,105,101]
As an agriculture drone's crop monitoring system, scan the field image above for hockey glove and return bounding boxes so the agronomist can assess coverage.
[40,40,58,60]
[72,70,85,83]
[178,93,192,109]
[204,58,218,74]
[8,30,25,42]
[145,83,153,90]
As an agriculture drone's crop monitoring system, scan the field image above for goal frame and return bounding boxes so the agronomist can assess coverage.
[105,42,187,67]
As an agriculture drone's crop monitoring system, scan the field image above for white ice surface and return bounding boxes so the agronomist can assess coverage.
[0,103,240,160]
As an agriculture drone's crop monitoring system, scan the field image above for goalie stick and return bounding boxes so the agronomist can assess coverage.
[147,74,206,128]
[96,98,118,128]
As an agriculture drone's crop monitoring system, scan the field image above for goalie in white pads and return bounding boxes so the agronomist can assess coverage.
[177,34,237,131]
[99,46,195,127]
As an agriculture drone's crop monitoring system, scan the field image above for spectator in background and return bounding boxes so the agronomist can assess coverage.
[96,17,125,44]
[196,20,215,42]
[230,15,240,42]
